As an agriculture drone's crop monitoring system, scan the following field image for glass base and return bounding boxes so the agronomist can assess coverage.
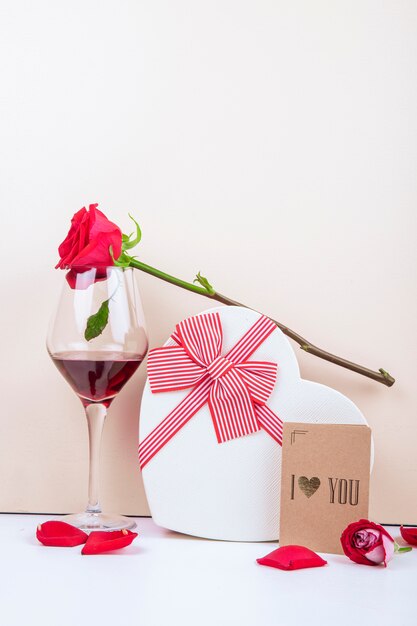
[63,511,137,532]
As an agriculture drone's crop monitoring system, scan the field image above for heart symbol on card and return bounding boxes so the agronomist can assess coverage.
[298,476,321,498]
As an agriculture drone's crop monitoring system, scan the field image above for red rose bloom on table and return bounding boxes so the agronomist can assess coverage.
[341,519,395,566]
[56,204,122,288]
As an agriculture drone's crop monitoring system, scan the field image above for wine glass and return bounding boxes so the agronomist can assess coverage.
[47,266,148,531]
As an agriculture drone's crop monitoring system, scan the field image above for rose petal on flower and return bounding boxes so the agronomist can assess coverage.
[382,534,394,565]
[353,528,380,549]
[56,207,88,268]
[365,544,385,564]
[89,206,122,260]
[364,529,380,541]
[75,209,92,258]
[81,529,138,555]
[257,545,327,571]
[71,232,120,268]
[36,521,88,547]
[365,534,395,566]
[400,526,417,546]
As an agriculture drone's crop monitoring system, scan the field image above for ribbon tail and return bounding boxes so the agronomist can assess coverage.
[139,375,212,469]
[255,404,283,445]
[208,370,260,444]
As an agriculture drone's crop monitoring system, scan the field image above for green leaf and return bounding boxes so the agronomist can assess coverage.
[122,214,142,251]
[84,299,110,341]
[193,271,215,295]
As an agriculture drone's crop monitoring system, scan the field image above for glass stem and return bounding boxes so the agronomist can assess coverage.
[84,403,107,514]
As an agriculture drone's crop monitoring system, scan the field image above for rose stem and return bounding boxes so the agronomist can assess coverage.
[128,258,395,388]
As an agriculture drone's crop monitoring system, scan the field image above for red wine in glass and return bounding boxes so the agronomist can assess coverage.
[47,266,148,531]
[52,351,143,408]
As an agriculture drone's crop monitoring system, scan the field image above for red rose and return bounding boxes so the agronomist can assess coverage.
[341,519,394,566]
[56,204,122,287]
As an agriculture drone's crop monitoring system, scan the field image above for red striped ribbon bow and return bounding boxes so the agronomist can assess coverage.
[139,312,283,469]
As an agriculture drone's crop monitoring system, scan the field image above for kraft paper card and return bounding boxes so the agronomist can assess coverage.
[279,422,371,554]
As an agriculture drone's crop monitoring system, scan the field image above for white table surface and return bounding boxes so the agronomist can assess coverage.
[0,515,415,626]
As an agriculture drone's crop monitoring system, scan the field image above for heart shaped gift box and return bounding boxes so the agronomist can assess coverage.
[139,306,368,541]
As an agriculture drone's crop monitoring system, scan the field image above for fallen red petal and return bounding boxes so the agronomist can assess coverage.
[257,545,327,571]
[400,526,417,546]
[36,521,88,547]
[81,529,138,555]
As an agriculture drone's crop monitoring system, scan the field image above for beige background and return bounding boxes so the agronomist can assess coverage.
[0,0,416,523]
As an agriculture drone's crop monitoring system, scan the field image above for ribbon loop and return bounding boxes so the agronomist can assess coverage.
[209,368,260,443]
[176,312,223,367]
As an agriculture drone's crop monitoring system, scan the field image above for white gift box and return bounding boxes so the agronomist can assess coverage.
[139,306,368,541]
